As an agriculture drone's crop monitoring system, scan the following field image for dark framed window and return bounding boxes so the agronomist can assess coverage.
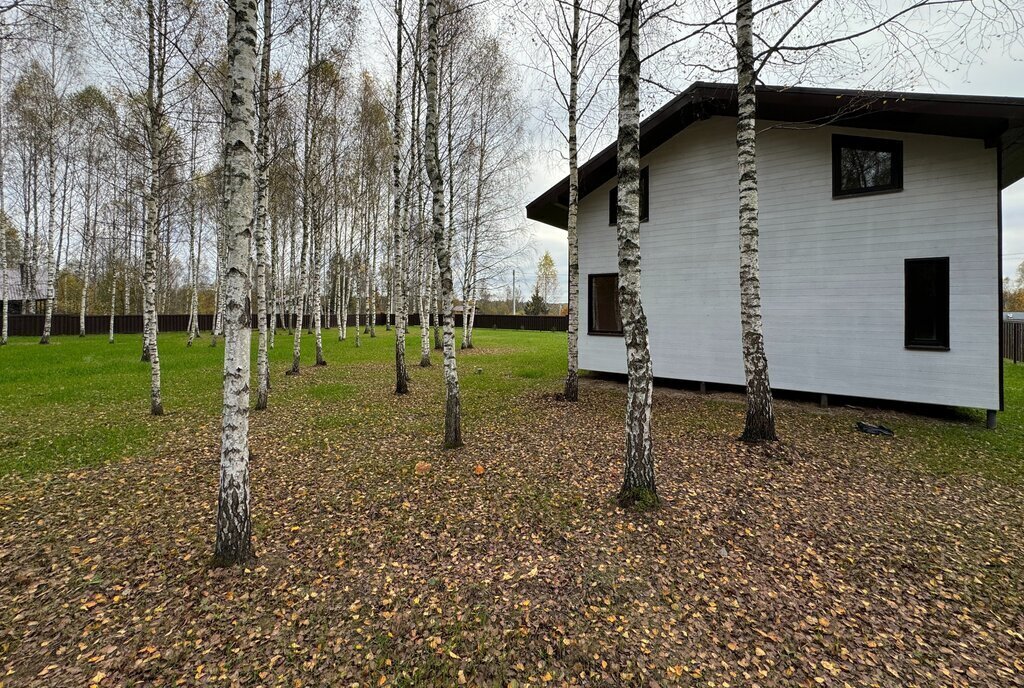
[588,273,623,336]
[905,257,949,350]
[832,135,903,197]
[608,167,650,225]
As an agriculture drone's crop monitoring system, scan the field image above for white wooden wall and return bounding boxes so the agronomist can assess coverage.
[578,117,1000,410]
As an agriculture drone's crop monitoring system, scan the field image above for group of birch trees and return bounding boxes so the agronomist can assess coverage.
[212,0,531,563]
[0,0,528,405]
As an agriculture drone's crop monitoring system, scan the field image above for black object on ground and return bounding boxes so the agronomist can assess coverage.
[856,421,894,437]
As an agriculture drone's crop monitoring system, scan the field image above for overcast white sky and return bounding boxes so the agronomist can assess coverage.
[519,48,1024,303]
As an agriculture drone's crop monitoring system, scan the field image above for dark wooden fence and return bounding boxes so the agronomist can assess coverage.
[1005,320,1024,364]
[3,312,568,337]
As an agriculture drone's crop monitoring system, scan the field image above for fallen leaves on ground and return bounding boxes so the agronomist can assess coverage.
[1,364,1022,687]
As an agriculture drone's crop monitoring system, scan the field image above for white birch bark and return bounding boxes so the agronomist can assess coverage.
[312,218,326,366]
[108,232,116,344]
[354,248,362,347]
[0,38,7,346]
[39,129,57,344]
[341,211,351,341]
[290,199,310,370]
[269,213,278,349]
[426,0,461,448]
[79,212,94,337]
[615,0,656,507]
[432,260,441,350]
[1,208,6,345]
[564,0,582,401]
[735,0,777,442]
[254,0,272,408]
[142,0,164,415]
[214,0,258,567]
[392,0,410,393]
[420,247,431,366]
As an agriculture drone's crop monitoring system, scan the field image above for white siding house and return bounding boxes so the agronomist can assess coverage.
[527,83,1024,416]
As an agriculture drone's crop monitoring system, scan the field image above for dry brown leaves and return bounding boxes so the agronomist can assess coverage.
[1,370,1023,687]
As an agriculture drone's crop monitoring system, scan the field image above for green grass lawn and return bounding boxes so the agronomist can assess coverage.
[0,327,1021,483]
[0,327,567,477]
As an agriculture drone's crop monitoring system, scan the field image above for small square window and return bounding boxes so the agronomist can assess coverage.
[905,257,949,350]
[608,167,650,225]
[832,135,903,197]
[588,273,623,335]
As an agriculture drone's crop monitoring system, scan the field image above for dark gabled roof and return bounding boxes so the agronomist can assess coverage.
[526,81,1024,229]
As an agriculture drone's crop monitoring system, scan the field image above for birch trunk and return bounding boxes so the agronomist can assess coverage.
[413,64,430,368]
[108,238,116,344]
[312,220,326,366]
[735,0,777,443]
[143,169,163,414]
[210,227,222,346]
[187,223,201,346]
[39,139,56,344]
[142,0,164,415]
[0,200,6,344]
[563,0,582,401]
[214,0,258,567]
[432,262,441,350]
[341,219,350,341]
[425,0,461,449]
[0,40,5,346]
[615,0,656,508]
[420,249,431,366]
[269,214,278,349]
[290,204,309,372]
[334,205,342,340]
[186,220,197,346]
[354,252,362,347]
[392,0,409,394]
[79,216,93,337]
[254,0,272,407]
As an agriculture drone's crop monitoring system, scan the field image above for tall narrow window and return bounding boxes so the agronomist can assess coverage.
[833,135,903,197]
[639,166,649,222]
[588,273,623,335]
[608,166,650,225]
[905,257,949,350]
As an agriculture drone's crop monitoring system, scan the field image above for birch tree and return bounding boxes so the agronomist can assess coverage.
[392,0,409,394]
[425,0,460,448]
[288,17,314,374]
[615,0,656,508]
[0,21,7,346]
[141,0,165,414]
[564,1,582,397]
[254,0,272,408]
[732,0,775,441]
[523,0,614,399]
[214,0,258,568]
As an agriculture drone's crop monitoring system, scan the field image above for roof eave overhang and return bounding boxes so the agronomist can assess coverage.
[527,82,1024,230]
